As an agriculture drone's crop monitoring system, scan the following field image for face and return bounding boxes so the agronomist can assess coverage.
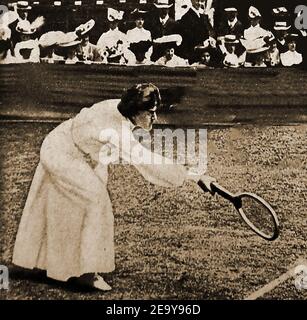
[81,36,89,46]
[201,51,211,64]
[288,40,296,51]
[165,48,174,60]
[227,12,237,22]
[133,106,157,131]
[109,21,118,30]
[250,17,260,27]
[158,8,169,19]
[276,30,287,40]
[21,34,31,41]
[135,17,144,29]
[191,0,201,10]
[18,10,28,20]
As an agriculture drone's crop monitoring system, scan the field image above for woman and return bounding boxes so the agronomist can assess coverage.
[13,83,214,291]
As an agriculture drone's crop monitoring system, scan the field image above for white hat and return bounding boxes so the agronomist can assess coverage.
[17,1,32,10]
[241,37,269,53]
[273,21,291,31]
[153,34,182,46]
[272,7,288,15]
[58,32,81,47]
[249,6,261,19]
[16,19,36,34]
[154,0,173,9]
[224,34,239,44]
[16,16,45,34]
[75,19,95,37]
[39,31,66,47]
[107,8,124,22]
[224,8,237,13]
[0,26,11,41]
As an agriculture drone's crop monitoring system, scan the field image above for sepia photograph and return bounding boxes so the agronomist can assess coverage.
[0,0,307,302]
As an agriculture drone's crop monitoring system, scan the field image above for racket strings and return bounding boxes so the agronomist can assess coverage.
[240,195,276,238]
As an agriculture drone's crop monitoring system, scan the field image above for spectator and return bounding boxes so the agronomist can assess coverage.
[57,32,81,64]
[222,35,245,68]
[38,31,66,63]
[178,0,215,63]
[280,34,303,67]
[96,8,128,64]
[242,7,272,67]
[150,0,180,61]
[273,21,291,54]
[218,8,243,40]
[192,46,221,68]
[244,6,271,42]
[75,20,102,63]
[265,39,281,67]
[154,38,188,67]
[126,9,153,65]
[14,18,44,63]
[150,0,179,39]
[0,26,15,64]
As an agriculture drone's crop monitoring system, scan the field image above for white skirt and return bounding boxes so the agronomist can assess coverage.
[13,119,115,281]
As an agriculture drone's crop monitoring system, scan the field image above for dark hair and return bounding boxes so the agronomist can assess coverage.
[117,83,161,118]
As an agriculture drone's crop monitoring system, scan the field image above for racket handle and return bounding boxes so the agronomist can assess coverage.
[198,180,237,203]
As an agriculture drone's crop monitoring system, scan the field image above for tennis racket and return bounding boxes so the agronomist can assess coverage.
[198,181,280,241]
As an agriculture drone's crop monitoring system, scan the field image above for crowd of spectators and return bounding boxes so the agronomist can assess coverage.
[0,0,306,68]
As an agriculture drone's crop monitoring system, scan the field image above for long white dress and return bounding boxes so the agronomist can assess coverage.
[13,99,189,281]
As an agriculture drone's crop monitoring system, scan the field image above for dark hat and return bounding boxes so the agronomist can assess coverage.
[131,8,148,19]
[129,40,152,62]
[285,33,299,43]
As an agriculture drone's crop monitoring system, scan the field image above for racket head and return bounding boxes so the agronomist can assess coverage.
[234,192,279,241]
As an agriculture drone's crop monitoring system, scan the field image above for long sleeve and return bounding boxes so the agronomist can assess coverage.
[98,123,189,188]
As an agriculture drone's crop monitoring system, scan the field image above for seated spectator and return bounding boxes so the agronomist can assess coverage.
[126,9,153,65]
[273,21,291,54]
[38,31,66,63]
[150,0,180,61]
[280,34,303,67]
[244,43,270,68]
[0,26,16,64]
[192,46,221,68]
[56,32,81,64]
[222,35,245,68]
[97,8,128,64]
[153,33,183,61]
[14,18,44,63]
[178,0,216,64]
[75,20,102,63]
[265,38,280,67]
[154,38,188,67]
[217,8,243,40]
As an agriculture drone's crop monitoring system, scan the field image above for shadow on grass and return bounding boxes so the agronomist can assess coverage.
[8,266,102,294]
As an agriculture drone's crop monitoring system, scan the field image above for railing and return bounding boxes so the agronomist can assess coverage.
[1,63,307,124]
